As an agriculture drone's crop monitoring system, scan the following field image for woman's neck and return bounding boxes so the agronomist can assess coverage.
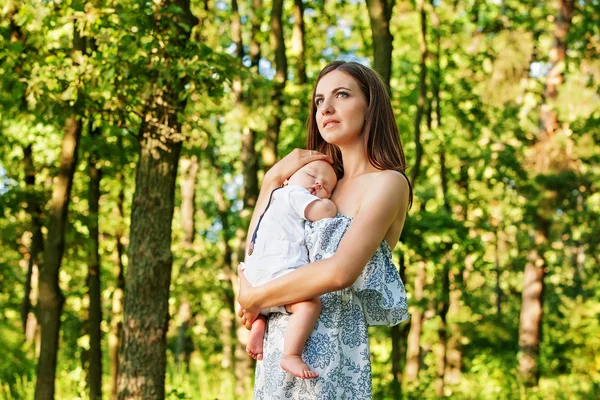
[338,140,378,179]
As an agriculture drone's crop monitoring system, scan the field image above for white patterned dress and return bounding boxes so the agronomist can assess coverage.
[253,214,410,399]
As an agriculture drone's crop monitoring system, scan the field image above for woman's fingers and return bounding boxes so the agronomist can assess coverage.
[300,149,332,164]
[267,149,332,185]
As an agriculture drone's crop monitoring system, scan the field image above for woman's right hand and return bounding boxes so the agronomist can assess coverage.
[265,149,333,185]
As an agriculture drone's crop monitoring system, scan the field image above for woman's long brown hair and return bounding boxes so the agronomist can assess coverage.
[307,61,413,205]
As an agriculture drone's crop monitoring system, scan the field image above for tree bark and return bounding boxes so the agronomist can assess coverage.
[87,122,103,400]
[495,226,503,315]
[572,193,584,295]
[109,170,126,400]
[116,0,196,395]
[519,0,573,386]
[22,144,44,342]
[117,4,195,395]
[405,261,426,381]
[435,260,450,396]
[35,114,83,400]
[404,0,429,387]
[390,255,409,397]
[231,0,245,102]
[227,2,262,394]
[233,127,259,395]
[292,0,307,85]
[180,156,199,246]
[248,0,262,68]
[540,0,574,140]
[175,301,193,371]
[228,4,262,394]
[518,231,547,386]
[213,178,237,379]
[365,0,394,86]
[117,116,183,399]
[175,156,199,370]
[410,0,427,188]
[262,0,288,171]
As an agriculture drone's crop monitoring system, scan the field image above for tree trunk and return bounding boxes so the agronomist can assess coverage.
[262,0,288,171]
[519,0,573,386]
[540,0,574,140]
[292,0,307,85]
[435,260,450,396]
[109,171,126,400]
[365,0,394,86]
[117,116,183,399]
[175,156,199,370]
[35,19,86,399]
[22,144,43,342]
[495,226,503,315]
[35,114,83,400]
[410,0,427,188]
[116,1,194,396]
[213,178,237,380]
[404,0,428,386]
[572,193,584,295]
[231,0,245,101]
[405,261,426,381]
[390,255,409,397]
[87,122,103,400]
[180,156,199,246]
[229,4,262,394]
[248,0,262,68]
[175,301,193,371]
[518,231,547,386]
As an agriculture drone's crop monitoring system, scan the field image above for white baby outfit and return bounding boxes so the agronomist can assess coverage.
[243,185,321,314]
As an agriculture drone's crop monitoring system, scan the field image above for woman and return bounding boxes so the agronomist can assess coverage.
[238,61,412,399]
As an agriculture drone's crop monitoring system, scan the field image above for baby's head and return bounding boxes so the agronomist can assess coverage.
[286,160,337,199]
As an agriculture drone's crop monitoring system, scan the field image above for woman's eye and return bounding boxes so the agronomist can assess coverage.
[337,91,349,98]
[315,98,323,106]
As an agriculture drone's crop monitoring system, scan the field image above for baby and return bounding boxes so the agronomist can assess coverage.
[243,159,338,379]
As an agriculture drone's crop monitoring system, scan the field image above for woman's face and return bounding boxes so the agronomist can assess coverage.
[314,70,368,146]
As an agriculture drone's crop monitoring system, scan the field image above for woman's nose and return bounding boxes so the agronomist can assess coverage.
[320,100,334,115]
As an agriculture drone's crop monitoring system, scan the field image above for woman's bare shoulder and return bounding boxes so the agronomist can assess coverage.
[358,170,409,213]
[372,170,409,192]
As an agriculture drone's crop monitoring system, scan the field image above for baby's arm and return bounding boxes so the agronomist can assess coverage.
[304,198,337,222]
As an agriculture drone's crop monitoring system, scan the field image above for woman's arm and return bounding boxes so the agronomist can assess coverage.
[243,149,332,255]
[238,171,410,315]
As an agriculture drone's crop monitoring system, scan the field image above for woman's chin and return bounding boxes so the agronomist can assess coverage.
[319,130,361,146]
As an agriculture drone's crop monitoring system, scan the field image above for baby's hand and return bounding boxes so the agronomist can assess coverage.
[318,198,337,219]
[305,198,337,221]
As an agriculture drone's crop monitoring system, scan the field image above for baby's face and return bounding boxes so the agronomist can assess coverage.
[287,160,337,199]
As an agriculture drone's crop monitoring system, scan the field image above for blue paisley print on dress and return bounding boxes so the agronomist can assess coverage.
[253,214,410,399]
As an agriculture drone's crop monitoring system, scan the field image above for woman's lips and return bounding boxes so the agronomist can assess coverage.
[323,120,340,129]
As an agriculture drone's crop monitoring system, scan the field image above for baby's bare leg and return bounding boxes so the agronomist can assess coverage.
[280,298,321,379]
[247,315,267,360]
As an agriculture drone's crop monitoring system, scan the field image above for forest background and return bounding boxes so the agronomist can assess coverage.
[1,0,599,399]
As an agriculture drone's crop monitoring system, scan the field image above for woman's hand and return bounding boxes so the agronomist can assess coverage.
[237,264,259,330]
[265,149,333,184]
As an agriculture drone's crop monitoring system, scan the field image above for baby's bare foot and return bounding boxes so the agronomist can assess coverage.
[246,317,266,360]
[280,355,319,379]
